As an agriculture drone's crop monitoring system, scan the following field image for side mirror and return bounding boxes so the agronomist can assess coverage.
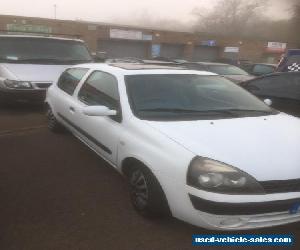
[82,106,117,116]
[264,99,272,106]
[91,51,107,62]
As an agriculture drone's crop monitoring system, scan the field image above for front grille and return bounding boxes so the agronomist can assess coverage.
[260,179,300,194]
[35,82,52,89]
[189,194,300,215]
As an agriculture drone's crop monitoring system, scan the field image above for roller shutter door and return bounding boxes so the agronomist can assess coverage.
[98,40,149,59]
[161,44,184,59]
[193,46,219,61]
[223,52,239,60]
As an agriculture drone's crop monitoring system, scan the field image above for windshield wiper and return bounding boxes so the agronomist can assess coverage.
[219,109,273,114]
[138,108,275,116]
[138,108,238,115]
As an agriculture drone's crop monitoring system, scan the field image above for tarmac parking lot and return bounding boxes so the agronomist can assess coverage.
[1,105,300,250]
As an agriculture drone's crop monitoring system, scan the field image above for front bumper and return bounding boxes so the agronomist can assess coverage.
[189,195,300,215]
[189,194,300,230]
[0,86,46,104]
[191,207,300,230]
[160,175,300,230]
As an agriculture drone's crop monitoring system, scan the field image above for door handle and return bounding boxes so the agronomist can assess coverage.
[69,106,75,113]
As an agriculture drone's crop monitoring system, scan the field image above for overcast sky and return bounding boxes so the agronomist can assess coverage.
[0,0,294,24]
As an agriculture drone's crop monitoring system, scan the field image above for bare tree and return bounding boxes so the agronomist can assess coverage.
[291,2,300,44]
[192,0,267,36]
[111,9,192,32]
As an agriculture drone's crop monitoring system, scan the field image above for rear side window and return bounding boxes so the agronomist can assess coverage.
[57,68,88,95]
[78,71,119,109]
[252,64,275,75]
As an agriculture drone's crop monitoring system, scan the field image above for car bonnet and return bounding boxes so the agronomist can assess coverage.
[144,113,300,182]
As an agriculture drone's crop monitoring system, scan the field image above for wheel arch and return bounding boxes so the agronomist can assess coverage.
[121,157,149,177]
[121,156,171,216]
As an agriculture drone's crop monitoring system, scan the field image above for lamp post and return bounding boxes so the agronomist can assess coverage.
[54,4,57,19]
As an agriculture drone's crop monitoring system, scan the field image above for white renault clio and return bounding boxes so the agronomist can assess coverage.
[46,63,300,230]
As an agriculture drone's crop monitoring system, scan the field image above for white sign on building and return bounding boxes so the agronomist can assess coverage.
[266,42,287,53]
[224,47,240,53]
[110,29,143,40]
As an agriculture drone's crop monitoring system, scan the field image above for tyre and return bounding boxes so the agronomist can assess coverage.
[46,106,64,133]
[128,165,170,218]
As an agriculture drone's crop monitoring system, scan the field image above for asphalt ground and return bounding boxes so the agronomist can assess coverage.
[0,104,300,250]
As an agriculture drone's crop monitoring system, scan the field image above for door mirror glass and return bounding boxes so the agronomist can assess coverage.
[264,99,272,106]
[82,106,117,116]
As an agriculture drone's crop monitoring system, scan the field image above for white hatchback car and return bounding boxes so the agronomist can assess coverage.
[46,63,300,230]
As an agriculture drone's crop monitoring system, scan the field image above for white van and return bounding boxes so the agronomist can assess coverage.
[0,35,93,104]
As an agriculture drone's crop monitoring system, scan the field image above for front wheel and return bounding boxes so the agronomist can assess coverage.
[128,166,170,218]
[46,106,64,133]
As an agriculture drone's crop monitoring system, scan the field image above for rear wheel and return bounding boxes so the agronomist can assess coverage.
[46,106,64,133]
[128,164,170,218]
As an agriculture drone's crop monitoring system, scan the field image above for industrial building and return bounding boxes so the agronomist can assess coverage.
[0,14,298,63]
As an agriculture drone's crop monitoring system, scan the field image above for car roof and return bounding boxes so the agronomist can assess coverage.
[73,63,217,76]
[0,34,84,42]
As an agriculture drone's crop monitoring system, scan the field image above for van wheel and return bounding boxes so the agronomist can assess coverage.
[46,107,64,133]
[128,165,170,218]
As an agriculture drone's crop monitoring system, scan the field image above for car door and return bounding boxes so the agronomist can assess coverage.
[52,68,90,128]
[71,70,122,165]
[244,74,300,117]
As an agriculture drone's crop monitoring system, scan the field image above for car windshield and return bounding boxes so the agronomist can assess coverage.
[208,65,249,75]
[125,74,276,121]
[0,37,92,64]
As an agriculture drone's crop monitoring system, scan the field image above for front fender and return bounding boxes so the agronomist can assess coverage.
[117,120,195,184]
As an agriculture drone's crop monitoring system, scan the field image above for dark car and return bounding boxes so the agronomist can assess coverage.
[215,58,252,66]
[183,62,254,83]
[277,49,300,72]
[241,72,300,117]
[241,63,276,76]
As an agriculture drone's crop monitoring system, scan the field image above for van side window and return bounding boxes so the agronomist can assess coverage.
[57,68,88,95]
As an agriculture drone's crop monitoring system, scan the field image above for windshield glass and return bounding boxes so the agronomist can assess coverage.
[0,37,92,64]
[208,65,249,75]
[125,74,275,121]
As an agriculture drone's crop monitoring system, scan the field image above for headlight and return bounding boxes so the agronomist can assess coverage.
[187,157,265,194]
[4,80,33,89]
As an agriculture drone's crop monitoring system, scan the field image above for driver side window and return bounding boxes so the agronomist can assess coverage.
[57,68,88,95]
[78,71,120,109]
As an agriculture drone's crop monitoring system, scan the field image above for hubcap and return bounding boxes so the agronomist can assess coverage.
[130,170,149,210]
